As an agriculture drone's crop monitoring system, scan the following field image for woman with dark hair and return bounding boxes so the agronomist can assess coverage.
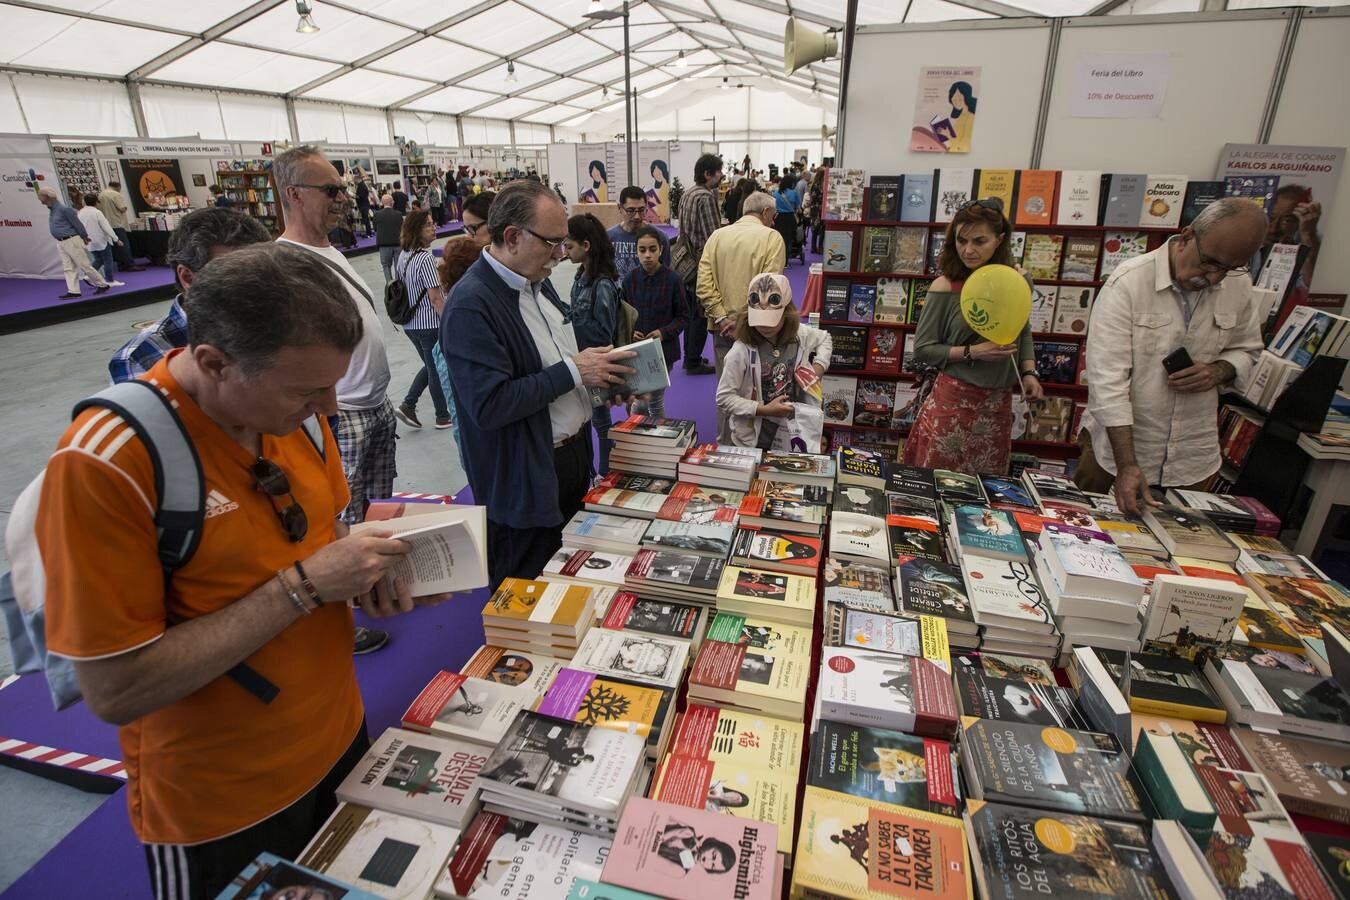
[393,209,452,429]
[647,158,670,220]
[807,168,826,253]
[902,198,1042,475]
[579,159,608,203]
[564,213,621,472]
[772,175,803,265]
[656,824,737,875]
[946,81,978,153]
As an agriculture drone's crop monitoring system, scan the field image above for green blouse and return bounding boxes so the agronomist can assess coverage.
[911,288,1035,390]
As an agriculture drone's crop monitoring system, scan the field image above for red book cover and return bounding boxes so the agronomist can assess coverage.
[865,326,902,373]
[400,670,466,730]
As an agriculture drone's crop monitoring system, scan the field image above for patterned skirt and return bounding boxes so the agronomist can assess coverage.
[901,372,1013,476]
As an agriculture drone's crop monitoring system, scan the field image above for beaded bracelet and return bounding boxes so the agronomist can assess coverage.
[276,568,311,616]
[293,560,324,608]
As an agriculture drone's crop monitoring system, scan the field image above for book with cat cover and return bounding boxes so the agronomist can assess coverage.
[1055,170,1102,226]
[867,174,902,221]
[667,702,804,774]
[1029,283,1057,333]
[964,800,1174,900]
[1102,173,1147,227]
[822,277,851,320]
[848,282,877,323]
[793,786,971,900]
[891,226,928,274]
[1023,233,1065,281]
[900,171,936,223]
[441,811,611,899]
[1014,169,1058,226]
[865,326,902,373]
[1052,286,1094,335]
[960,717,1148,822]
[860,226,895,273]
[816,647,960,739]
[808,719,961,815]
[1060,235,1101,282]
[823,229,853,272]
[955,665,1086,729]
[299,803,460,900]
[649,754,798,859]
[823,325,867,370]
[821,374,858,425]
[1140,175,1186,228]
[601,797,777,900]
[1100,230,1148,278]
[873,277,910,324]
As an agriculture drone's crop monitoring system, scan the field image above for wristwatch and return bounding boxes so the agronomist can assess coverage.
[962,344,972,363]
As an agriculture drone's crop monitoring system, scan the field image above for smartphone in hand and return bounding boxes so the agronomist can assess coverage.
[1162,346,1194,375]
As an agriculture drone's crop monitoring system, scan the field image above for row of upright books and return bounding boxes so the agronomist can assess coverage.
[1241,305,1350,410]
[824,166,1287,229]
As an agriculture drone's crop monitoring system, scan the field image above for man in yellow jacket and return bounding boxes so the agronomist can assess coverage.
[697,190,787,441]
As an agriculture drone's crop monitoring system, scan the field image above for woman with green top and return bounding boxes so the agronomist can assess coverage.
[903,198,1043,475]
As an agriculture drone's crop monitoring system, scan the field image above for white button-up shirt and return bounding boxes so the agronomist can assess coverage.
[1082,240,1263,487]
[481,248,591,444]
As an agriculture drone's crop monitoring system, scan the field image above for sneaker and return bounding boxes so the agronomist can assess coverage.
[109,280,126,287]
[122,265,146,272]
[684,362,716,376]
[95,284,111,294]
[434,416,453,429]
[395,404,422,428]
[58,292,80,299]
[353,626,389,655]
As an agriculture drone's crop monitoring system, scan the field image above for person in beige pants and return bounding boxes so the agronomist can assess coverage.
[38,187,110,298]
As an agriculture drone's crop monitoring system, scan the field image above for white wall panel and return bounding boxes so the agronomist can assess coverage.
[218,93,291,142]
[140,86,227,141]
[13,75,136,137]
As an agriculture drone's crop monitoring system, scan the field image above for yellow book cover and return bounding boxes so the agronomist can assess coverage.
[481,578,590,630]
[668,702,804,773]
[534,667,670,745]
[975,168,1015,211]
[715,566,816,622]
[690,612,812,702]
[792,786,971,900]
[651,753,798,858]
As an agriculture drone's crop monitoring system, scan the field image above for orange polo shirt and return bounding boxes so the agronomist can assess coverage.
[39,353,364,845]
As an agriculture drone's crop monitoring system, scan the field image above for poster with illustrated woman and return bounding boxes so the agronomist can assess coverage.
[911,66,981,153]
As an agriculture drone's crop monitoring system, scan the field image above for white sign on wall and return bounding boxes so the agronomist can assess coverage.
[122,142,234,157]
[1068,52,1170,119]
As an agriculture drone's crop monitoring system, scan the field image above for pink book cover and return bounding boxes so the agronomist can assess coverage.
[1233,495,1282,532]
[601,797,778,900]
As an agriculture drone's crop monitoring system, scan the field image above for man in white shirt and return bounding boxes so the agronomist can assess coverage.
[1077,198,1266,515]
[77,191,125,287]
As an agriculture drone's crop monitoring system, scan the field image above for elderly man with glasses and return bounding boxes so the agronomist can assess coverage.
[1076,198,1267,515]
[441,179,637,586]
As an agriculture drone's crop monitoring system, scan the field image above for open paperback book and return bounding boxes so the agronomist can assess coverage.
[350,504,488,596]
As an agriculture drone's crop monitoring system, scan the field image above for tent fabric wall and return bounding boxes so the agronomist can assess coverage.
[343,106,391,146]
[296,102,352,144]
[10,74,136,138]
[217,93,290,143]
[140,86,227,142]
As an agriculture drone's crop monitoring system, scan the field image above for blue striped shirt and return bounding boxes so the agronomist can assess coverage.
[397,249,441,330]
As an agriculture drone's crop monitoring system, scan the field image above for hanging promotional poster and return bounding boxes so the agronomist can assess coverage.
[119,158,188,214]
[911,66,982,154]
[605,142,631,202]
[637,142,670,223]
[577,142,608,203]
[0,135,63,278]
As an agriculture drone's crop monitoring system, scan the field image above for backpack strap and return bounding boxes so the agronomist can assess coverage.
[73,381,280,705]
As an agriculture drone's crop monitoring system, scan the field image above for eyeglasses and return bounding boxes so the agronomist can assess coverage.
[958,197,1004,214]
[1193,232,1251,276]
[621,205,647,215]
[251,457,308,543]
[522,227,568,252]
[462,221,483,235]
[296,183,349,199]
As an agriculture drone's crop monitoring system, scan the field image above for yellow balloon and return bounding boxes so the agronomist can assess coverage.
[959,264,1032,346]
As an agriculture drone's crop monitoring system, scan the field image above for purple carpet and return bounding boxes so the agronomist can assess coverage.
[0,241,820,898]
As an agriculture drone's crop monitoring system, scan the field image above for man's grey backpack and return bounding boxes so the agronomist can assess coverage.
[0,380,325,710]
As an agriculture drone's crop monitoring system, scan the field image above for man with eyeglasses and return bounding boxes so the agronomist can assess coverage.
[442,180,637,586]
[609,185,670,284]
[38,243,437,900]
[1077,198,1266,515]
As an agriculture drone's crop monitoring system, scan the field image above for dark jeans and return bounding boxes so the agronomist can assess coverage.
[811,221,824,253]
[378,245,398,282]
[143,722,369,900]
[431,205,444,225]
[403,327,450,420]
[681,270,709,369]
[775,212,799,262]
[91,246,116,283]
[486,432,590,588]
[357,203,372,235]
[112,227,136,269]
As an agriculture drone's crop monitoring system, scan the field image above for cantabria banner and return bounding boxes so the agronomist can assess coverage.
[0,136,63,279]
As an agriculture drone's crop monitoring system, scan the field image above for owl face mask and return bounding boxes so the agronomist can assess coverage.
[747,272,792,327]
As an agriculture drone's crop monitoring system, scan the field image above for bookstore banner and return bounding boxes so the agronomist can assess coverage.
[119,158,188,215]
[0,136,63,278]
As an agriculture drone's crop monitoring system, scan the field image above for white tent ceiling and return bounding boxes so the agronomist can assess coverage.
[2,0,1341,133]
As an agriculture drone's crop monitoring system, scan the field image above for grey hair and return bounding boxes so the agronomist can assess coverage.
[36,187,59,201]
[167,207,272,290]
[742,191,776,217]
[185,243,363,374]
[1192,197,1268,236]
[487,179,561,245]
[272,144,326,208]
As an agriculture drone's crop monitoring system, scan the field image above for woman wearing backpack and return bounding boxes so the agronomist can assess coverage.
[393,209,452,429]
[563,213,621,474]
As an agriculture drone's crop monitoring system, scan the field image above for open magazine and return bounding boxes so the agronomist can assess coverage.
[351,504,488,596]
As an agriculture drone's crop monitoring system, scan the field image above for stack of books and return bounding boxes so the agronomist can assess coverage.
[480,578,597,658]
[563,510,651,555]
[686,611,812,721]
[609,415,698,479]
[714,565,816,627]
[543,546,634,591]
[1031,520,1146,652]
[1165,488,1280,536]
[623,548,725,603]
[738,478,830,534]
[677,443,761,492]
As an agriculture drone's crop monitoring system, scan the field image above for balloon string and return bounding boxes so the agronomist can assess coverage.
[1009,356,1025,399]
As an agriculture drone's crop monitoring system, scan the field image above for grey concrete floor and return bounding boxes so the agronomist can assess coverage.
[0,245,580,889]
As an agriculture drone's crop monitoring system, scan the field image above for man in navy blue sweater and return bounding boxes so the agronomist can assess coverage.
[442,180,636,585]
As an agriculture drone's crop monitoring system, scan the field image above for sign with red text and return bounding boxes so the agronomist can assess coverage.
[1068,52,1170,119]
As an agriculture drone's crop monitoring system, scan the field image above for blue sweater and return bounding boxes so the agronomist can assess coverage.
[441,255,579,529]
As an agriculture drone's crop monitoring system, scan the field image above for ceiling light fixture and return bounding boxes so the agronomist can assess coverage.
[295,0,319,33]
[721,76,729,90]
[677,50,687,68]
[587,0,605,14]
[602,85,609,98]
[506,60,517,83]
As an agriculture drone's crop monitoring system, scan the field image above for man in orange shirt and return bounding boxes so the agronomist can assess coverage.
[38,243,429,900]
